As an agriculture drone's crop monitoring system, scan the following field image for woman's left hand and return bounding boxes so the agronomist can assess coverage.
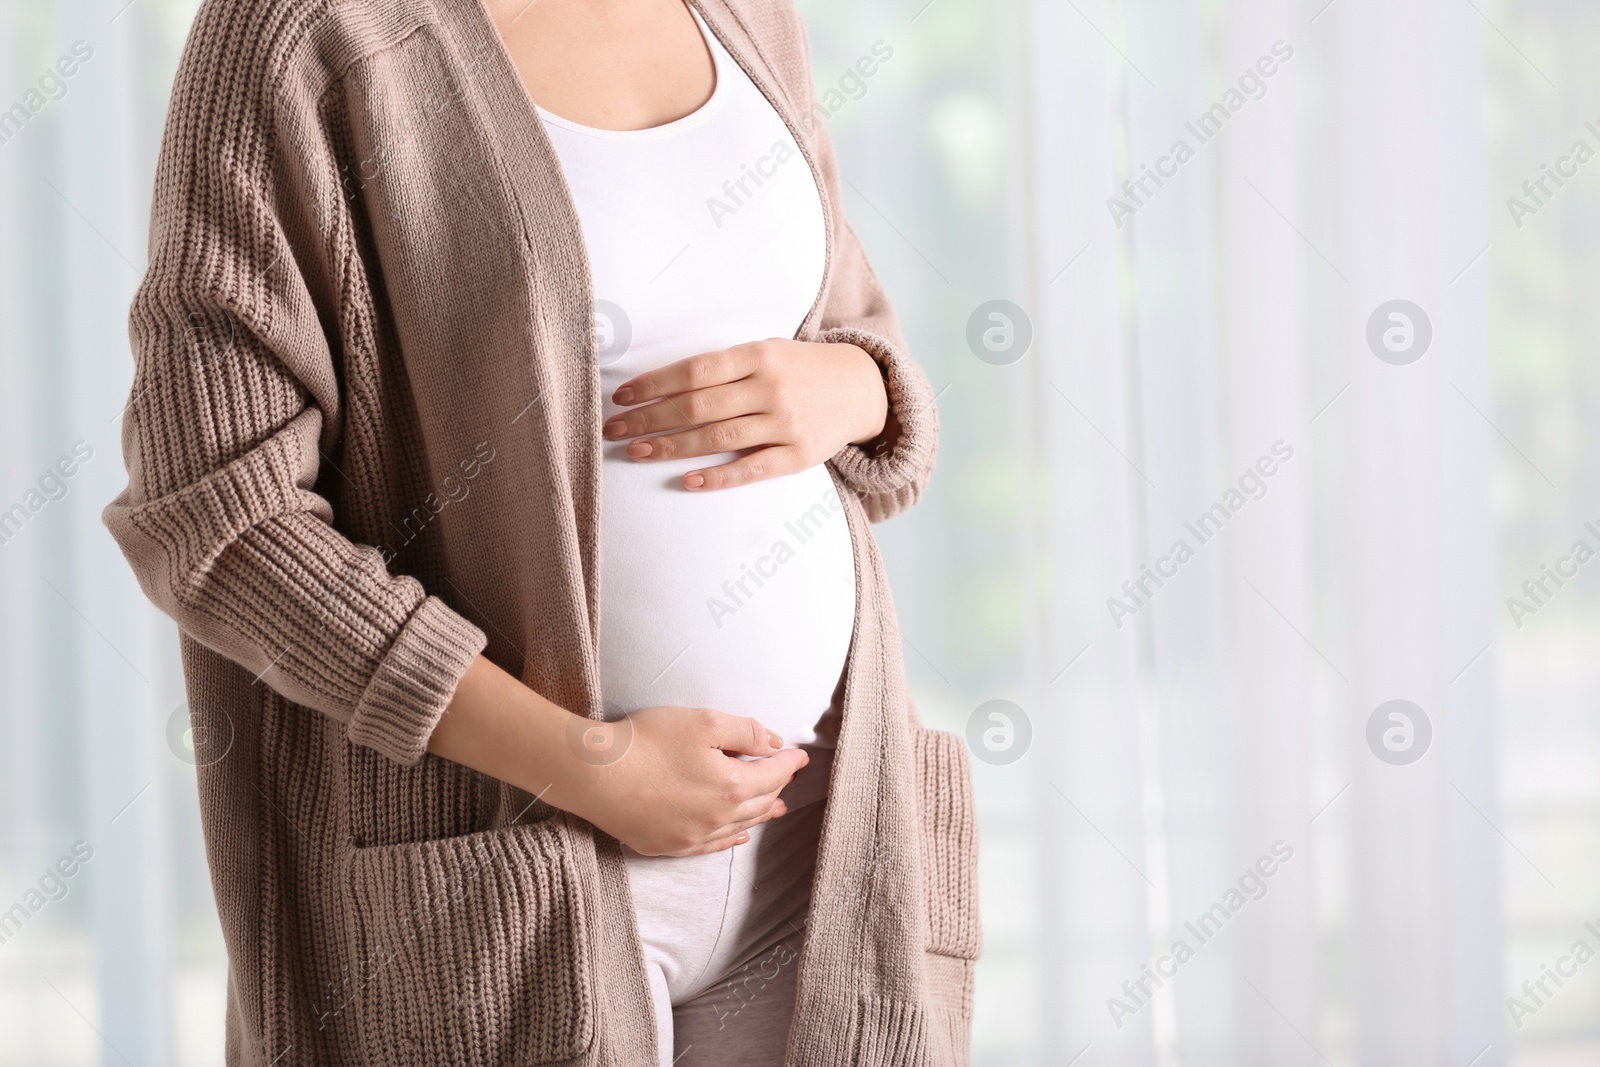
[603,339,888,490]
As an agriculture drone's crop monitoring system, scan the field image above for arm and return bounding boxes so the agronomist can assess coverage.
[430,656,806,855]
[598,17,939,520]
[103,16,482,767]
[812,226,941,523]
[793,27,940,521]
[105,15,800,854]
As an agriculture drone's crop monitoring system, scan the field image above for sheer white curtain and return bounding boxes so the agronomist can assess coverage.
[1018,0,1150,1063]
[1318,3,1501,1066]
[941,0,1520,1063]
[2,0,207,1063]
[964,0,1507,1062]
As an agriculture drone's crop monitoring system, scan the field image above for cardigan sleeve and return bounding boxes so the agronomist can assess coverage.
[788,37,939,522]
[815,226,940,524]
[101,11,485,767]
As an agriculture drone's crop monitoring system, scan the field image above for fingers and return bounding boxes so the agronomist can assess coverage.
[673,798,789,856]
[674,830,749,856]
[683,446,805,491]
[604,381,761,440]
[705,711,786,757]
[616,709,809,858]
[727,747,809,797]
[729,790,788,825]
[612,344,766,407]
[699,712,809,795]
[681,834,748,856]
[622,415,777,462]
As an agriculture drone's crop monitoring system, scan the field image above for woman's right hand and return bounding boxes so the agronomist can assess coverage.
[428,656,809,858]
[563,706,809,856]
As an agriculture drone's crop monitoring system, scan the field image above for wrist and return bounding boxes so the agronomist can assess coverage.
[428,655,603,817]
[842,342,890,446]
[536,717,623,821]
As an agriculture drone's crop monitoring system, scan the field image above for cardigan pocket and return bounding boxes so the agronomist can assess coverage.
[338,816,595,1065]
[913,727,982,961]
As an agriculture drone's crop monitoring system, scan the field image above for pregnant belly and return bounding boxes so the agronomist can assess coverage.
[597,446,856,748]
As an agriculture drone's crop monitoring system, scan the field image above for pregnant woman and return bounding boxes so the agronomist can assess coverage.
[105,0,979,1063]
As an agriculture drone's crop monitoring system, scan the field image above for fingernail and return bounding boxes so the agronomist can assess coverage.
[768,731,783,747]
[627,440,653,458]
[735,832,750,844]
[603,419,626,438]
[773,801,788,817]
[613,386,635,405]
[684,472,705,489]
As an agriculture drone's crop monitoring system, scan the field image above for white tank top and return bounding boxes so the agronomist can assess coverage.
[537,8,855,751]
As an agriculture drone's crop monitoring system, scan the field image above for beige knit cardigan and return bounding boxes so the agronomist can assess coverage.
[104,0,978,1062]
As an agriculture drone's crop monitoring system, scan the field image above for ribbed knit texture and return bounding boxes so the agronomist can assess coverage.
[104,0,975,1063]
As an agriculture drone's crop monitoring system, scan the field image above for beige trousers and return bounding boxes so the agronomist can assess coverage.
[625,791,826,1067]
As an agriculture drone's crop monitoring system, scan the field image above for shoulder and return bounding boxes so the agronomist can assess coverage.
[179,0,327,86]
[712,0,810,39]
[703,0,818,104]
[174,0,437,110]
[153,0,428,244]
